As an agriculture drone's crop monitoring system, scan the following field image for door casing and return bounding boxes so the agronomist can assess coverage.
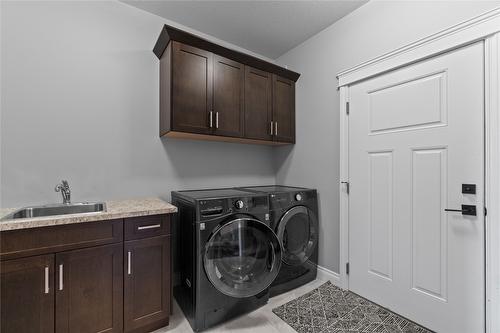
[338,6,500,333]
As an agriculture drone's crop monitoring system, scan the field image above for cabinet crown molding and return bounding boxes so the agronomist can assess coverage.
[153,24,300,82]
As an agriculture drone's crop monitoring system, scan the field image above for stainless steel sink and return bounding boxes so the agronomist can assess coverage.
[1,202,106,220]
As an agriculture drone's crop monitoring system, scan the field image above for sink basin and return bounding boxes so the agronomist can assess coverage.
[1,202,106,220]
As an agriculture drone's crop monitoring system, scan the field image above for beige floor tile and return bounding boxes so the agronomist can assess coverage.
[153,278,332,333]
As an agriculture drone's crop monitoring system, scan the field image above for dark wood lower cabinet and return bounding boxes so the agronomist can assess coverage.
[0,255,55,333]
[56,243,123,333]
[0,215,172,333]
[124,236,171,333]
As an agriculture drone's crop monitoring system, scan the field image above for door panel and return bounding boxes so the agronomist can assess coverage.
[348,42,484,333]
[411,148,448,300]
[368,151,393,280]
[213,55,244,137]
[172,41,213,134]
[124,236,170,332]
[272,75,295,143]
[244,66,272,141]
[1,255,54,333]
[56,244,123,333]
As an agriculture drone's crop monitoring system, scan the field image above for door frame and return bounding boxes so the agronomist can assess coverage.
[338,7,500,333]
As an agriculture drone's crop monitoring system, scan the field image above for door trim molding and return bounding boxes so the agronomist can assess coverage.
[338,8,500,333]
[484,33,499,333]
[337,6,500,87]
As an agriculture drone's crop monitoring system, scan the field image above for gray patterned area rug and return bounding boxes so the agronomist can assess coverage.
[272,281,433,333]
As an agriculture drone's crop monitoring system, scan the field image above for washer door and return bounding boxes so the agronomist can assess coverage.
[204,217,282,298]
[277,205,318,266]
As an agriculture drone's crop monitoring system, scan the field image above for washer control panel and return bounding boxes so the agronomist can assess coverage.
[198,195,269,219]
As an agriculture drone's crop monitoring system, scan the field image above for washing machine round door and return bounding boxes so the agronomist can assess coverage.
[277,205,318,266]
[204,217,282,298]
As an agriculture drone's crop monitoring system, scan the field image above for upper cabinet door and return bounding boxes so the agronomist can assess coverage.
[272,75,295,143]
[172,42,213,134]
[244,66,273,141]
[213,55,244,137]
[56,244,123,333]
[1,254,55,333]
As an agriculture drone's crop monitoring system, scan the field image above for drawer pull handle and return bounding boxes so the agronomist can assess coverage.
[137,224,161,230]
[59,264,63,291]
[44,266,49,294]
[127,251,132,275]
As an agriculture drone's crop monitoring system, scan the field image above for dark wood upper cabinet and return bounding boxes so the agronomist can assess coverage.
[272,75,296,143]
[1,255,55,333]
[124,236,171,332]
[244,66,273,141]
[155,25,299,145]
[171,41,213,135]
[213,55,244,137]
[55,244,123,333]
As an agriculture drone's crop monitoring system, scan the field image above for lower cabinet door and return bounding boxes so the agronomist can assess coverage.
[124,236,171,332]
[1,254,55,333]
[55,243,123,333]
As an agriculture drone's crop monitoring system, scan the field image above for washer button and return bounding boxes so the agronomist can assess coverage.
[235,200,244,209]
[295,193,302,201]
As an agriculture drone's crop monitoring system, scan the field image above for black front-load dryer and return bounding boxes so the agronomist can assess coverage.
[171,188,282,332]
[239,186,319,297]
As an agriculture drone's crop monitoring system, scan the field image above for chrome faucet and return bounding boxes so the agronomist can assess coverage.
[55,180,71,204]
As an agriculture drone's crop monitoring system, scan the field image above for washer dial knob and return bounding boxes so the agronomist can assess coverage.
[235,200,244,209]
[295,193,303,201]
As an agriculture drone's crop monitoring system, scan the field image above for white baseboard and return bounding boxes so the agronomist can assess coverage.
[317,265,341,287]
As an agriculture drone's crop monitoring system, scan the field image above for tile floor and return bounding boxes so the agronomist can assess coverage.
[153,277,330,333]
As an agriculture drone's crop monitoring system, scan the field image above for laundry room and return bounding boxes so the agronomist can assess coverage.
[1,1,500,333]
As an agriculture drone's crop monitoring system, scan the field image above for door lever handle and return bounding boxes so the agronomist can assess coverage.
[445,204,477,216]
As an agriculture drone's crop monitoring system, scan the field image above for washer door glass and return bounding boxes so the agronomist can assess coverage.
[277,206,318,266]
[204,217,282,298]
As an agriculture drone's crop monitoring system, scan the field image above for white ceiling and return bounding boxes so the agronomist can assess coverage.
[123,1,367,59]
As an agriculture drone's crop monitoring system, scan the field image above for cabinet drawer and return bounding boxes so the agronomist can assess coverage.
[0,219,123,260]
[124,215,170,241]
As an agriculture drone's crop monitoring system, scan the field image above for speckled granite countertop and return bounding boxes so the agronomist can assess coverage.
[0,197,177,231]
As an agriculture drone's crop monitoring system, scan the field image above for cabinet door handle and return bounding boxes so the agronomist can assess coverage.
[216,112,219,129]
[209,111,213,128]
[275,122,278,136]
[127,251,132,275]
[44,266,49,294]
[270,121,273,135]
[137,224,161,230]
[58,264,63,291]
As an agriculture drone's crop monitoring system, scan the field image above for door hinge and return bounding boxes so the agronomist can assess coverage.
[346,101,350,115]
[485,207,487,216]
[341,181,349,194]
[346,262,350,275]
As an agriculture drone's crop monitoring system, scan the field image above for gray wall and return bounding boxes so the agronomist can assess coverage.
[3,0,500,273]
[0,1,276,208]
[274,0,500,273]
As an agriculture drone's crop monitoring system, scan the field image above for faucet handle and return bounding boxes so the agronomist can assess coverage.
[55,180,71,204]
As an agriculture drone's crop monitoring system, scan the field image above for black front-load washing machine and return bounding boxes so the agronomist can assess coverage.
[239,186,319,297]
[171,188,282,332]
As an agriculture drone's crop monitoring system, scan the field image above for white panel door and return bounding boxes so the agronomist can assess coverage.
[349,42,484,333]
